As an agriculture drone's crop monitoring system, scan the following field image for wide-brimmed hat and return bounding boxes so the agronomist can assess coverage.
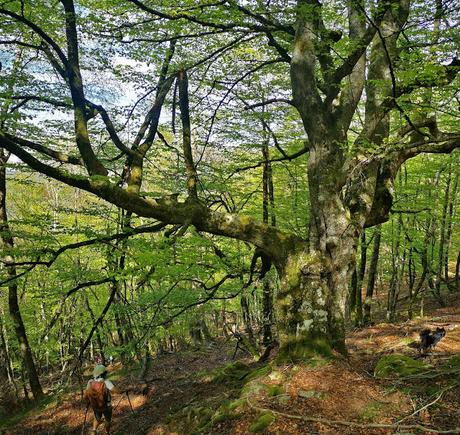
[93,364,107,377]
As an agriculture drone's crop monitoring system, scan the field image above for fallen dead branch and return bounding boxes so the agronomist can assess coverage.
[246,397,460,433]
[396,383,458,424]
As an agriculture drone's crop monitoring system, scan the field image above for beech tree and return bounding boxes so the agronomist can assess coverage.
[1,0,459,360]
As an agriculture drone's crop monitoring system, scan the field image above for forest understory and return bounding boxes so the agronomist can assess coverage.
[2,290,460,435]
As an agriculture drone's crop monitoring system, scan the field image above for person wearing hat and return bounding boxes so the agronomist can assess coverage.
[84,364,122,434]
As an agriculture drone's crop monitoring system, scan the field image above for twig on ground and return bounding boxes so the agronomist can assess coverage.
[397,391,443,424]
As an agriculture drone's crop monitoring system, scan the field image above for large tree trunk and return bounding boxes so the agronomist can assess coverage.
[276,247,356,359]
[276,182,359,359]
[0,152,44,400]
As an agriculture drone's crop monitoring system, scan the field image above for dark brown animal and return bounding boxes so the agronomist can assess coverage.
[420,327,446,353]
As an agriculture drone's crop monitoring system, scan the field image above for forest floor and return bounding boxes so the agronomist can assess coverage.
[2,293,460,435]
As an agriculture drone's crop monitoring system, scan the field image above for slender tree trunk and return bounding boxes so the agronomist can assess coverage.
[240,294,256,345]
[261,277,274,345]
[437,169,451,291]
[363,226,381,325]
[84,296,105,364]
[350,232,366,326]
[445,173,458,286]
[261,113,275,345]
[199,319,212,342]
[189,320,203,346]
[0,304,16,390]
[456,251,460,292]
[387,215,402,322]
[0,312,13,384]
[0,152,43,400]
[407,247,415,319]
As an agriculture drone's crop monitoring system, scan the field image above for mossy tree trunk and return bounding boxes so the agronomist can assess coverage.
[275,189,361,358]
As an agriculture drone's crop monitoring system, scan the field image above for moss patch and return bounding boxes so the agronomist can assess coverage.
[227,398,246,411]
[277,336,334,363]
[241,380,269,397]
[249,411,275,432]
[374,354,429,378]
[246,364,272,381]
[442,354,460,370]
[267,385,284,397]
[212,361,251,384]
[359,401,383,422]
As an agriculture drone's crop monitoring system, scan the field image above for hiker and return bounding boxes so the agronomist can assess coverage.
[83,364,122,434]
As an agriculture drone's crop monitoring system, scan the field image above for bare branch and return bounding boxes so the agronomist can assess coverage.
[60,0,108,176]
[0,7,69,67]
[244,98,294,110]
[126,0,287,34]
[178,69,199,200]
[1,131,83,165]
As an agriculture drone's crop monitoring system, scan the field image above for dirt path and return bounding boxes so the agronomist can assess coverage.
[115,344,240,435]
[4,342,238,435]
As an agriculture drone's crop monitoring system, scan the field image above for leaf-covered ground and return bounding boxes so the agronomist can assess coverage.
[3,293,460,434]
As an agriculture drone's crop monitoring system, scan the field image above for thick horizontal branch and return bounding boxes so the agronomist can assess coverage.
[4,94,72,113]
[0,39,41,50]
[400,135,460,160]
[0,132,302,263]
[364,134,460,228]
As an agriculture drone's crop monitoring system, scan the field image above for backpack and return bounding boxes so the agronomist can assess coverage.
[86,380,108,411]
